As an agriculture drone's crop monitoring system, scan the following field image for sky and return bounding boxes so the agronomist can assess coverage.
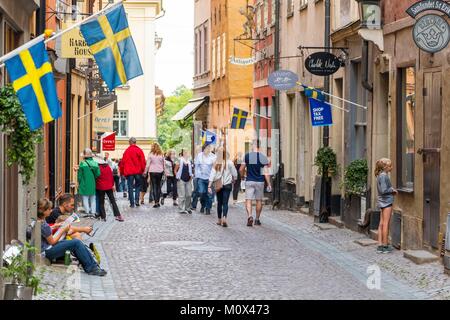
[154,0,194,97]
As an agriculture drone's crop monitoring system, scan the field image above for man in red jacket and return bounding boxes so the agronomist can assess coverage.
[96,158,124,222]
[119,137,146,208]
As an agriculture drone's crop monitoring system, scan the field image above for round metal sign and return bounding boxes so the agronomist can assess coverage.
[413,14,450,53]
[305,52,341,77]
[268,70,299,91]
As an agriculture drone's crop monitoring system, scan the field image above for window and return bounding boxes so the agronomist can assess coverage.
[198,29,202,74]
[300,0,308,9]
[264,0,269,28]
[212,38,216,79]
[271,0,276,24]
[194,31,198,75]
[287,0,294,16]
[397,67,416,190]
[222,33,226,76]
[256,4,262,33]
[217,36,221,79]
[204,25,208,72]
[113,111,128,137]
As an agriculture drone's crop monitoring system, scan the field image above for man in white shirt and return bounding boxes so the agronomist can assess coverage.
[193,144,217,215]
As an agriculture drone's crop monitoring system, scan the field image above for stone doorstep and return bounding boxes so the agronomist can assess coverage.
[354,238,379,247]
[403,250,440,265]
[313,223,338,231]
[370,229,379,241]
[328,216,344,228]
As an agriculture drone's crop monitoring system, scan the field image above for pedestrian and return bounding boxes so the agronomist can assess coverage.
[239,140,271,227]
[208,148,237,227]
[193,144,217,215]
[77,148,101,216]
[175,149,194,214]
[161,149,178,206]
[96,158,124,222]
[37,198,107,276]
[140,171,154,205]
[104,152,113,169]
[190,145,203,211]
[119,137,146,208]
[144,142,165,208]
[118,158,127,196]
[232,152,243,204]
[112,159,121,193]
[375,158,397,254]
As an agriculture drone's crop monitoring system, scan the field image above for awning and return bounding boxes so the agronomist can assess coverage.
[171,97,208,121]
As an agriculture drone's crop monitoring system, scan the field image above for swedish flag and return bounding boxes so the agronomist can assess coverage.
[4,40,61,131]
[201,130,216,147]
[80,4,143,91]
[231,107,249,129]
[300,84,325,102]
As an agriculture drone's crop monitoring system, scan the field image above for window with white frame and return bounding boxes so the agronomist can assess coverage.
[212,38,216,79]
[113,111,128,137]
[300,0,308,9]
[287,0,294,16]
[217,35,221,79]
[222,33,226,76]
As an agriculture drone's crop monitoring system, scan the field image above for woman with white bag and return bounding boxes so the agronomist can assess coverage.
[208,148,237,227]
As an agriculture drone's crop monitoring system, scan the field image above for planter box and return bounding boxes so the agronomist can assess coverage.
[3,284,33,300]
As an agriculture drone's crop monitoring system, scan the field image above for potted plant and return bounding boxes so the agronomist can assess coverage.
[1,243,43,300]
[341,159,368,231]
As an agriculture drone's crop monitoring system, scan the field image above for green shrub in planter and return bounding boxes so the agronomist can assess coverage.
[314,146,339,177]
[342,159,368,196]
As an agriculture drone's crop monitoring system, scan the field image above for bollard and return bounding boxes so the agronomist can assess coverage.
[444,213,450,274]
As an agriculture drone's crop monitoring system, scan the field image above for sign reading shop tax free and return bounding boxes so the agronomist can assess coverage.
[309,98,333,127]
[305,52,341,77]
[268,70,299,90]
[101,132,116,151]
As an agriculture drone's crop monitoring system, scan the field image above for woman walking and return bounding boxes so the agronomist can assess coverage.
[161,150,178,206]
[375,158,398,254]
[145,142,165,208]
[77,148,100,216]
[232,152,243,204]
[96,158,124,222]
[175,149,194,214]
[208,148,237,227]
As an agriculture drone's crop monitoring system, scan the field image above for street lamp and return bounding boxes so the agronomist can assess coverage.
[356,0,381,29]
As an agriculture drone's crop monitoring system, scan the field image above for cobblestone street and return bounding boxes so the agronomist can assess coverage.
[35,195,450,300]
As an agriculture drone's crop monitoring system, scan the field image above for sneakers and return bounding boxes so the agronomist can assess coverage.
[205,209,211,215]
[161,198,165,205]
[179,211,187,214]
[173,201,178,206]
[88,267,107,277]
[376,246,384,254]
[200,207,205,214]
[187,210,192,214]
[247,216,254,227]
[383,245,394,253]
[254,219,262,226]
[123,192,127,198]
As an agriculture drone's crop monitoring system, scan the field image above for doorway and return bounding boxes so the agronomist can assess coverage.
[423,71,442,249]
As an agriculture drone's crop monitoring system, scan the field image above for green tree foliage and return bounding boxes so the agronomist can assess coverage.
[157,86,193,152]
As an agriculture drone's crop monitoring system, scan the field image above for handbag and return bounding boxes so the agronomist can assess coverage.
[213,163,225,192]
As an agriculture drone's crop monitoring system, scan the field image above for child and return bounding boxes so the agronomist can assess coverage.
[375,158,398,254]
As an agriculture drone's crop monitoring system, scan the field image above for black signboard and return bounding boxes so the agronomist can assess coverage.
[305,52,341,77]
[406,0,450,18]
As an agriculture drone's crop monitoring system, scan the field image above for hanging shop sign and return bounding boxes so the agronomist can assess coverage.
[268,70,299,91]
[61,22,92,58]
[407,0,450,53]
[229,56,257,65]
[305,52,341,77]
[309,98,333,127]
[101,132,116,152]
[93,104,114,133]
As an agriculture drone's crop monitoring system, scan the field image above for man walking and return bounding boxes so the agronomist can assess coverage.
[193,144,216,215]
[240,140,271,227]
[119,137,146,208]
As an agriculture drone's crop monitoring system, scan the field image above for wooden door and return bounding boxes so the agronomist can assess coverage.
[422,71,442,249]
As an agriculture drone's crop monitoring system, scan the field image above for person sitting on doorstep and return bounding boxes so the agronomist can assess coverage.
[38,198,107,276]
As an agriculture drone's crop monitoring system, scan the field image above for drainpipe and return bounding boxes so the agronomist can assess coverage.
[273,0,281,208]
[362,40,373,92]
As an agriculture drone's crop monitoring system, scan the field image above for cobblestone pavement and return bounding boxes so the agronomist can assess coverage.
[37,194,450,300]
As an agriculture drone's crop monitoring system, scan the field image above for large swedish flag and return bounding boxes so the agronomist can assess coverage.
[230,107,249,129]
[80,4,143,91]
[4,40,61,131]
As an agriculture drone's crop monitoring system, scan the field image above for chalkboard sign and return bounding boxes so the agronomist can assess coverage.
[305,52,341,77]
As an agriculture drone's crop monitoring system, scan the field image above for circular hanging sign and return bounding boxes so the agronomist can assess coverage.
[268,70,299,91]
[305,52,341,76]
[413,14,450,54]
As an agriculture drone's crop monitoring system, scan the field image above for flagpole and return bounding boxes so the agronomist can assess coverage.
[297,82,367,110]
[0,0,124,68]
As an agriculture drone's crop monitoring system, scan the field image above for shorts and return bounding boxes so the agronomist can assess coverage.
[245,181,265,200]
[380,203,393,210]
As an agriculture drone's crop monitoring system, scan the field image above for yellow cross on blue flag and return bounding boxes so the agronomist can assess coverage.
[4,40,61,131]
[300,83,325,102]
[201,130,216,147]
[231,107,249,129]
[80,4,143,91]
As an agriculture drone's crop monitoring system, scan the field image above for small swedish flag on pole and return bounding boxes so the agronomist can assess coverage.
[230,107,249,129]
[299,83,326,101]
[4,40,62,131]
[201,130,217,147]
[80,4,143,91]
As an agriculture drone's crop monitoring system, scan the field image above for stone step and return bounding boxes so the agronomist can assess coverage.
[404,250,440,265]
[370,229,379,241]
[354,238,379,247]
[328,216,344,228]
[314,223,338,231]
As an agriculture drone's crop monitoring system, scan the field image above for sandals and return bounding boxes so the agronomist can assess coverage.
[222,222,228,228]
[247,216,254,227]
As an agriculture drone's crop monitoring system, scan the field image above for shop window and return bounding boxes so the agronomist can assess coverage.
[113,111,128,137]
[397,67,415,190]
